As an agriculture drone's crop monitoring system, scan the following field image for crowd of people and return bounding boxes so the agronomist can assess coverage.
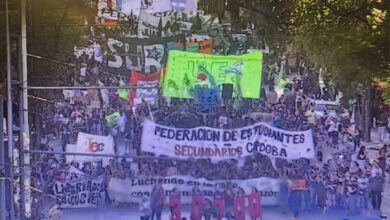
[28,58,390,220]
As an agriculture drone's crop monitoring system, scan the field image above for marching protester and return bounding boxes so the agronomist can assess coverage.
[169,187,182,220]
[370,170,385,211]
[248,187,262,220]
[288,188,302,220]
[376,106,389,143]
[213,185,226,220]
[224,185,235,220]
[233,188,246,220]
[191,187,204,220]
[139,195,152,220]
[150,184,166,220]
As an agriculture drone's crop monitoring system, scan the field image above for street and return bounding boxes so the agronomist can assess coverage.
[62,206,382,220]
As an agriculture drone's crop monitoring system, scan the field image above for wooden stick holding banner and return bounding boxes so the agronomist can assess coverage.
[146,101,154,122]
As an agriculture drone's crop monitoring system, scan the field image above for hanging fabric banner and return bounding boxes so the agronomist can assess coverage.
[130,71,161,105]
[163,51,263,99]
[141,120,315,161]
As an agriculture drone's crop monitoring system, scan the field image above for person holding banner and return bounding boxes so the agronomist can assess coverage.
[289,189,302,220]
[213,185,226,220]
[151,184,166,220]
[169,187,182,220]
[233,188,246,220]
[203,198,214,220]
[191,186,204,220]
[224,186,234,220]
[248,187,262,220]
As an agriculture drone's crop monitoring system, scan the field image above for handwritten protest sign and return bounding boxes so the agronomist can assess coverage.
[163,51,263,99]
[53,179,103,208]
[107,176,280,205]
[130,71,160,105]
[141,120,315,161]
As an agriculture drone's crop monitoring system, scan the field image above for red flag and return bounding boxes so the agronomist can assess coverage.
[130,71,160,105]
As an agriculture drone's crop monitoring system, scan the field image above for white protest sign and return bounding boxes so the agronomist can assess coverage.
[107,176,280,205]
[53,179,103,208]
[141,120,315,161]
[143,0,172,13]
[66,133,115,166]
[138,10,175,38]
[98,0,141,22]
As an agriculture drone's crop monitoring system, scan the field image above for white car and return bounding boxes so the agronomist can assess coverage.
[313,100,340,118]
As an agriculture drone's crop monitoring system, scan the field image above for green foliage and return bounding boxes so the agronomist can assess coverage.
[291,0,389,99]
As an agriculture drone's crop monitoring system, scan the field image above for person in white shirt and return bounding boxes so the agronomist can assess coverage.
[118,111,127,136]
[305,107,317,126]
[371,161,383,177]
[139,195,152,220]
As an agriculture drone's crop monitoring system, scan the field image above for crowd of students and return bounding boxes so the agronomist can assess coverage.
[28,64,390,220]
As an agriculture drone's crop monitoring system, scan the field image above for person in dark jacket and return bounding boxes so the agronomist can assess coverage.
[369,172,384,210]
[150,184,166,220]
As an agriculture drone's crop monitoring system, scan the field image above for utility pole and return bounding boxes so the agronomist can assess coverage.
[0,100,6,220]
[5,0,16,219]
[20,0,31,218]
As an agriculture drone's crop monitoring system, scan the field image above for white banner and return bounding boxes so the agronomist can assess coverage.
[66,133,115,166]
[98,0,141,22]
[143,0,172,13]
[108,176,280,205]
[53,179,103,208]
[138,9,175,38]
[141,120,315,161]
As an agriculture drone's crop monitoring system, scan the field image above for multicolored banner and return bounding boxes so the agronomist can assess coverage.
[66,133,115,166]
[130,71,161,105]
[163,51,263,99]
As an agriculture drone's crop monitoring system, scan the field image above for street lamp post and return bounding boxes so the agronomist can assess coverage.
[5,0,15,219]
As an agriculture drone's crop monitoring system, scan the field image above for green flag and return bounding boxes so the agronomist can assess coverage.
[105,112,120,128]
[118,80,129,100]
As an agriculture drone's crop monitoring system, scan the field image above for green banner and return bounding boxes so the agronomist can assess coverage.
[163,51,263,99]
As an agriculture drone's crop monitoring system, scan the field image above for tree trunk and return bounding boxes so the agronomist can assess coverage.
[227,0,240,33]
[53,0,70,55]
[364,83,372,142]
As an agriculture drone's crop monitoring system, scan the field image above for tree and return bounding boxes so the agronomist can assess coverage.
[291,0,389,100]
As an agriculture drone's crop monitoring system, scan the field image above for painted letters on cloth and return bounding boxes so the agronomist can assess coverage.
[141,120,315,160]
[53,179,103,208]
[105,35,185,74]
[130,71,160,105]
[163,51,263,99]
[98,0,141,23]
[66,133,115,166]
[138,10,175,38]
[107,176,280,205]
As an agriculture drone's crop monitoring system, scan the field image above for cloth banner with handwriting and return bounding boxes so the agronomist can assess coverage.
[163,51,263,99]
